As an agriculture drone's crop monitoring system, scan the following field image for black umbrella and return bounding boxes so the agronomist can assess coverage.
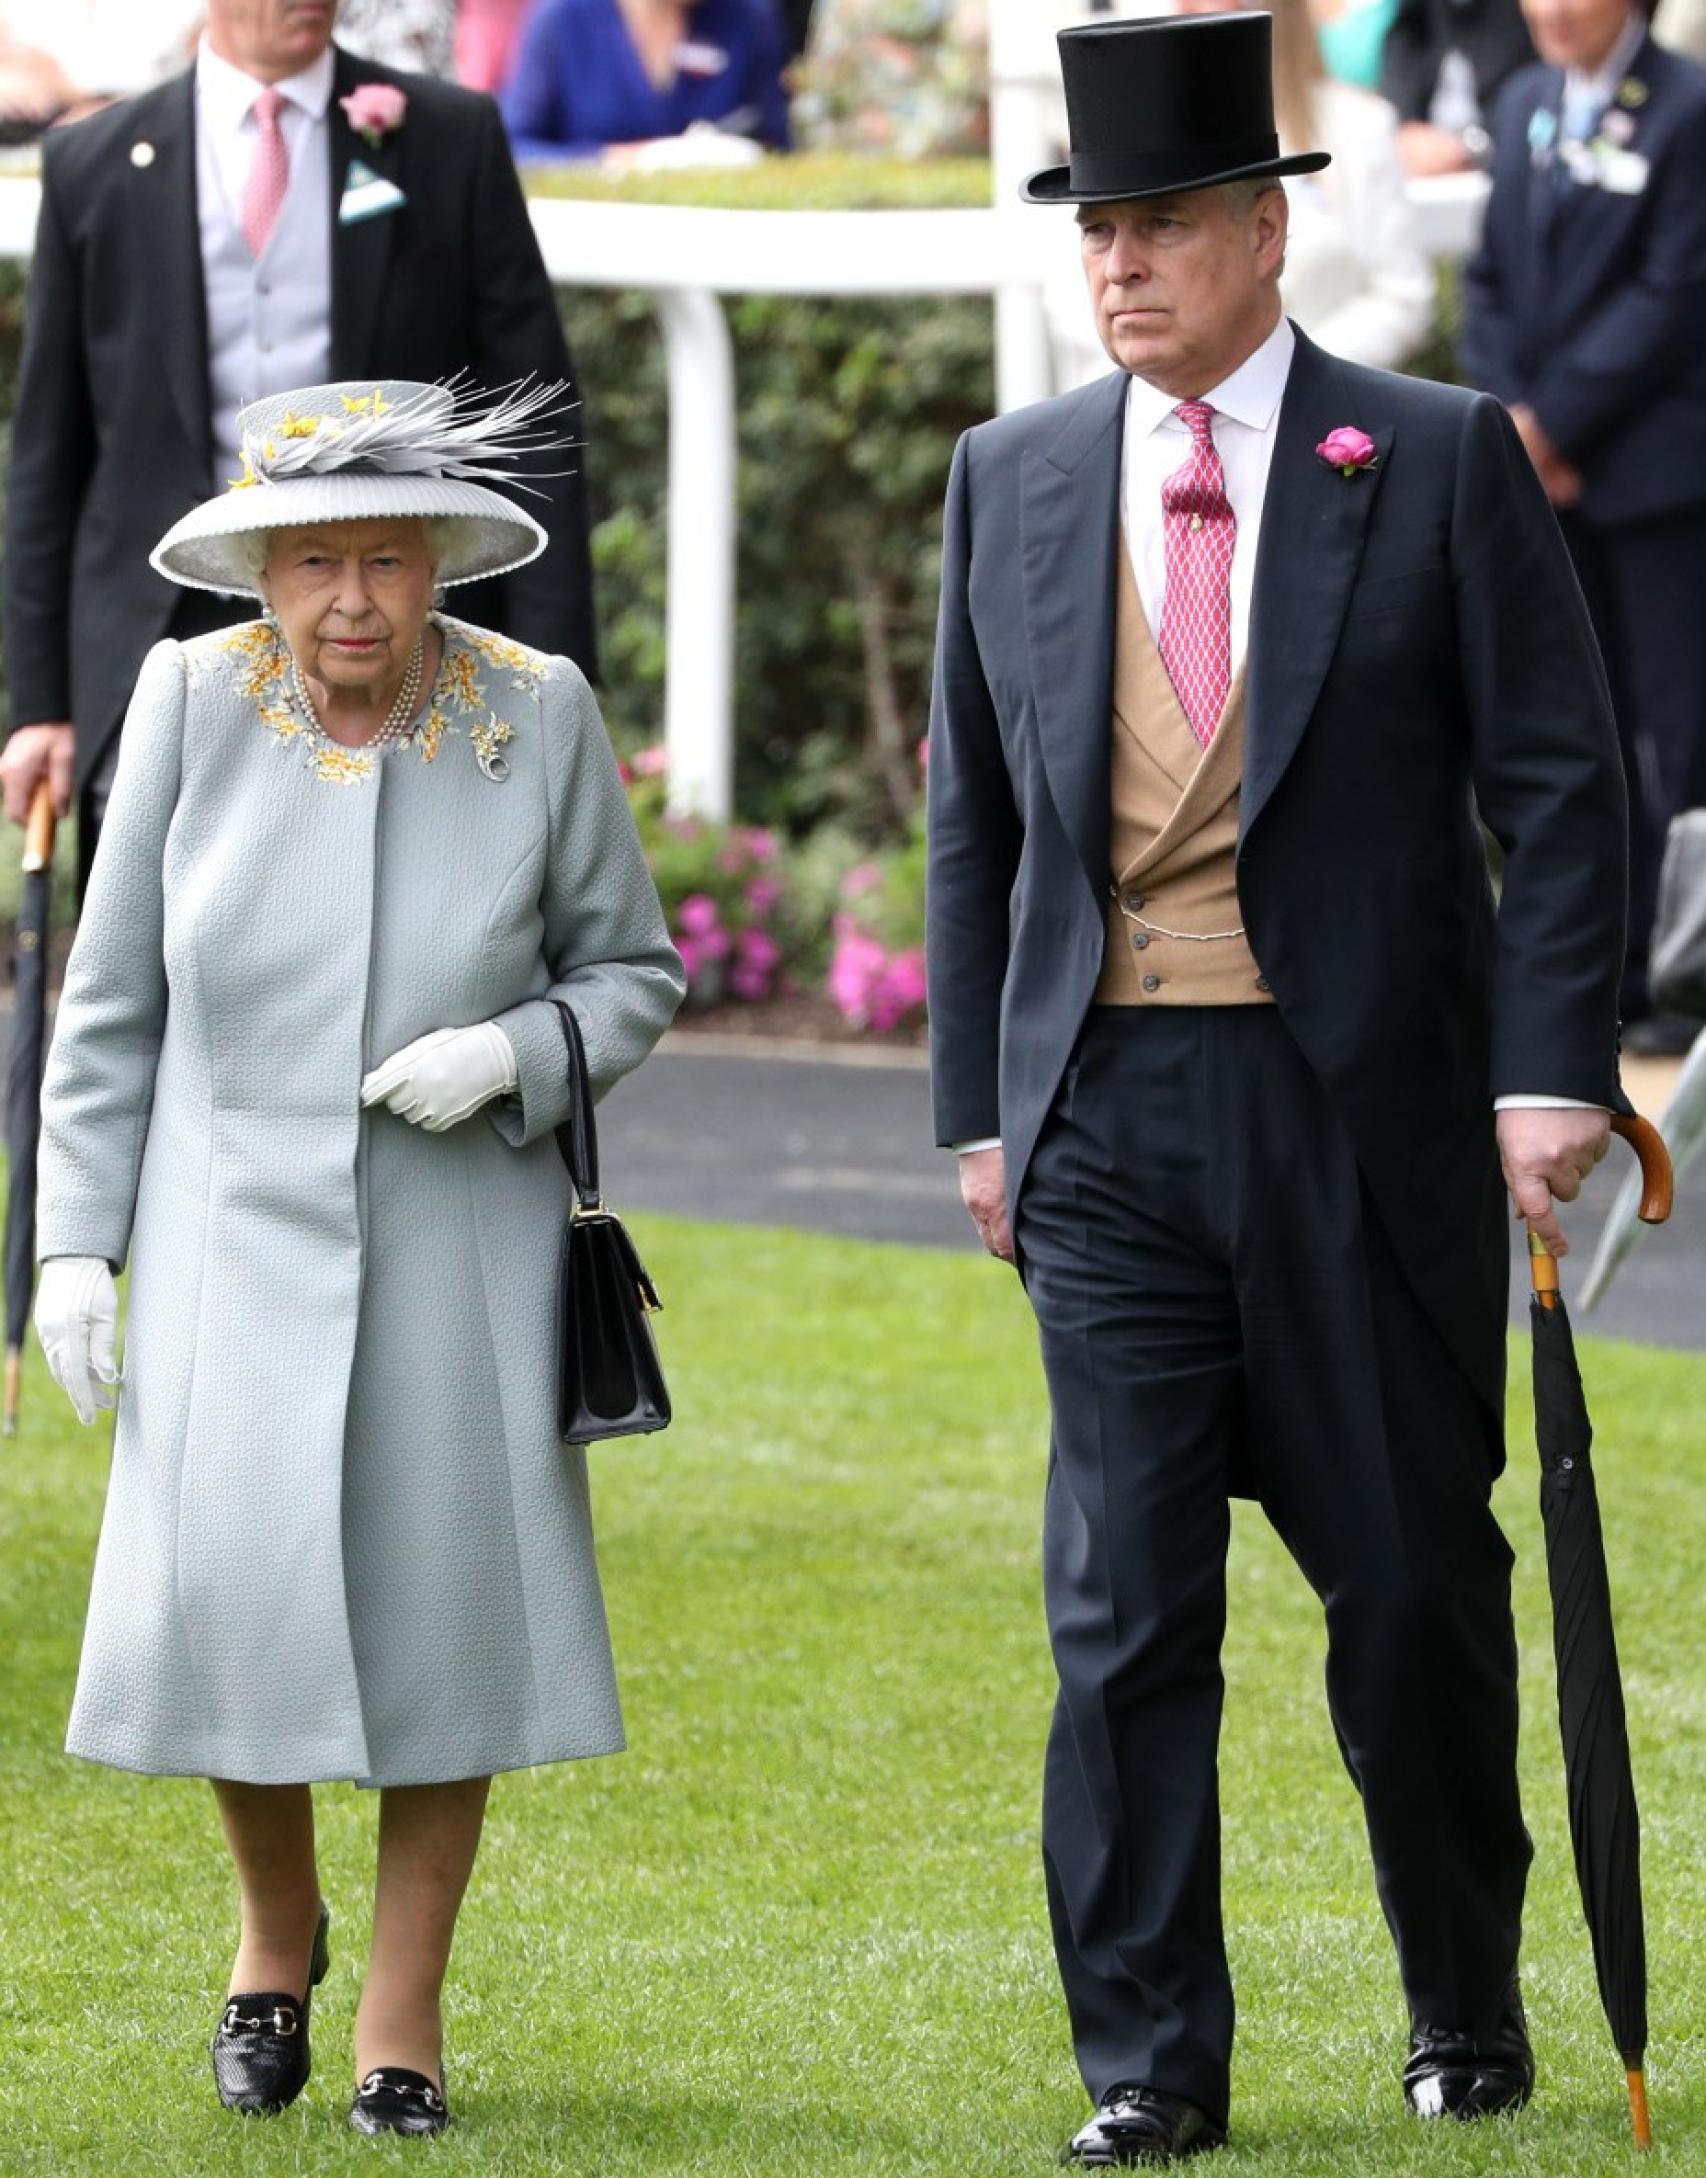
[4,779,59,1435]
[1527,1111,1673,2151]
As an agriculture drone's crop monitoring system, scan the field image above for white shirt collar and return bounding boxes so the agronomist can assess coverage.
[1567,14,1646,105]
[196,33,336,127]
[1124,316,1296,444]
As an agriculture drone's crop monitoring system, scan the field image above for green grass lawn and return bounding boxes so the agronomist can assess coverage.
[1,1215,1702,2175]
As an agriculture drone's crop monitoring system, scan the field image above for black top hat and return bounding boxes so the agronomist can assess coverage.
[1023,13,1330,206]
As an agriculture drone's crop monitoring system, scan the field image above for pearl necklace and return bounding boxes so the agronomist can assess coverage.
[290,633,427,756]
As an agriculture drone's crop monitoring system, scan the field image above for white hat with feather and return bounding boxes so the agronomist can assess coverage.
[150,378,567,595]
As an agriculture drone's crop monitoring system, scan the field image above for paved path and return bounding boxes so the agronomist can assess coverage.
[604,1036,1706,1354]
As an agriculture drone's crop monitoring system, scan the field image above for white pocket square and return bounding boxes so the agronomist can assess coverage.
[340,159,407,225]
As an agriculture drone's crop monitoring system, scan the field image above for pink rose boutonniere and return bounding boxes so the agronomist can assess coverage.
[1316,425,1379,479]
[341,83,408,149]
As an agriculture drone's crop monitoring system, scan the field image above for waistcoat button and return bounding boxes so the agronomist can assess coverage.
[1141,973,1160,993]
[1255,976,1271,992]
[1131,932,1150,950]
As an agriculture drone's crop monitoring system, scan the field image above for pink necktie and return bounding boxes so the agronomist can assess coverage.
[241,87,290,259]
[1158,401,1236,748]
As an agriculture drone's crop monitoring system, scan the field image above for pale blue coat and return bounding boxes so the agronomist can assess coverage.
[38,616,685,1787]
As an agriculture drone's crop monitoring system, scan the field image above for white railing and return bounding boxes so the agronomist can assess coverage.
[523,193,1056,818]
[0,173,1487,819]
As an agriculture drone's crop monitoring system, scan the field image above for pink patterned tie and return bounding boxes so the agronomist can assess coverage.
[1159,401,1236,748]
[241,87,290,259]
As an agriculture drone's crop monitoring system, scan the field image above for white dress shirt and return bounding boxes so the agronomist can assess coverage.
[953,316,1596,1151]
[196,36,335,484]
[1121,315,1294,672]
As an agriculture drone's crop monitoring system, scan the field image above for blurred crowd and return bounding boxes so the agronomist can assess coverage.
[0,1,818,156]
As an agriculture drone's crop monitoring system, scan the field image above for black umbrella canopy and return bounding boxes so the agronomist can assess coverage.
[3,781,58,1434]
[1526,1113,1672,2151]
[1531,1303,1647,2054]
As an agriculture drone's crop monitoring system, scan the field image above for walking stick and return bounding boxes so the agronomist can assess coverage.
[4,779,59,1435]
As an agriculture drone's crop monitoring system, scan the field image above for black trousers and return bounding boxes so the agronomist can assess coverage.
[1561,508,1706,1012]
[1013,1008,1531,2127]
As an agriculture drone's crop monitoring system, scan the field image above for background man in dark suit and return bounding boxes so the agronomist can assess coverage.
[1381,0,1536,171]
[1462,0,1706,1052]
[928,15,1627,2162]
[0,0,597,867]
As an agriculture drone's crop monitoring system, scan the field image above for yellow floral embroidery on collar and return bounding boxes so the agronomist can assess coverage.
[216,615,544,785]
[314,745,379,785]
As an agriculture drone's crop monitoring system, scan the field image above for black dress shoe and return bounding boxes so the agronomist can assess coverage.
[348,2066,451,2137]
[1404,1981,1534,2119]
[1062,2086,1226,2165]
[210,1902,331,2116]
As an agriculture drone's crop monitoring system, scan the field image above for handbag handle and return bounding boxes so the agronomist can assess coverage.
[550,1000,602,1212]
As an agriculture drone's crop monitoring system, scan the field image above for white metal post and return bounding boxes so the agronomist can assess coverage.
[654,286,738,822]
[988,0,1056,414]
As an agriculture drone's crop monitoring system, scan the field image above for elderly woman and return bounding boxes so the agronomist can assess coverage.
[33,379,685,2138]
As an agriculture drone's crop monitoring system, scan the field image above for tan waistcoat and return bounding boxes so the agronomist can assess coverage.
[1095,539,1274,1008]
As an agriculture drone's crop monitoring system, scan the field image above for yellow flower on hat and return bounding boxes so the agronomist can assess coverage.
[278,411,321,440]
[341,389,393,417]
[226,452,259,492]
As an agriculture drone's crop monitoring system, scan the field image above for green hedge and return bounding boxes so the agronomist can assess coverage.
[523,151,993,208]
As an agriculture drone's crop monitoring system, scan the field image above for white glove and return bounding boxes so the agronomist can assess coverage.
[35,1256,122,1426]
[360,1021,519,1133]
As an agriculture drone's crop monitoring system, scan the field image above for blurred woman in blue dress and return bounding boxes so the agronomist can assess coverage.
[502,0,792,162]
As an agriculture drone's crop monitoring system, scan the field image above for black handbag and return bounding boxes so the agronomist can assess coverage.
[550,1001,671,1444]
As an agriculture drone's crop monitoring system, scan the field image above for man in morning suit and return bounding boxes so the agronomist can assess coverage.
[927,14,1627,2161]
[0,0,597,874]
[1462,0,1706,1054]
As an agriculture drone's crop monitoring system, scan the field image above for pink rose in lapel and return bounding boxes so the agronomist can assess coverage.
[341,83,408,147]
[1316,425,1378,478]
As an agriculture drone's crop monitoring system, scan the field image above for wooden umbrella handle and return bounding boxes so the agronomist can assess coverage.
[22,776,57,875]
[1528,1111,1675,1305]
[1610,1113,1675,1226]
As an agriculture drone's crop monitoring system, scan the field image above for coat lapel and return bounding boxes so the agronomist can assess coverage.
[129,72,213,479]
[1242,331,1392,838]
[329,48,404,378]
[1020,371,1128,902]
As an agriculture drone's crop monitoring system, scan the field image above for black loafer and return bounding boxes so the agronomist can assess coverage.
[1063,2086,1226,2165]
[1404,1981,1534,2119]
[211,1901,332,2115]
[349,2066,451,2137]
